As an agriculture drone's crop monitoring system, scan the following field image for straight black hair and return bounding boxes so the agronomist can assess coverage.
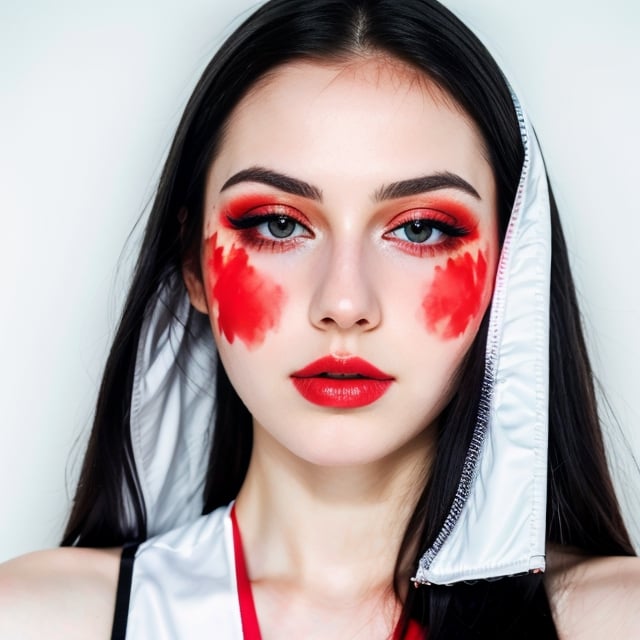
[62,1,635,637]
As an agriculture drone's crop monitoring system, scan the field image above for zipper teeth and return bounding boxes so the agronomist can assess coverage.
[414,94,531,583]
[414,367,494,578]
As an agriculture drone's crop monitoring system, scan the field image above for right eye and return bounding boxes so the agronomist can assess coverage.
[261,215,305,239]
[226,209,314,251]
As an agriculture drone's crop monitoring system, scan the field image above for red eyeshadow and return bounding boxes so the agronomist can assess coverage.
[218,194,280,227]
[205,232,286,348]
[396,198,480,241]
[422,249,488,339]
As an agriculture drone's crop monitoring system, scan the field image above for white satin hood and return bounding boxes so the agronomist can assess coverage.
[129,285,216,535]
[129,92,551,585]
[413,95,551,584]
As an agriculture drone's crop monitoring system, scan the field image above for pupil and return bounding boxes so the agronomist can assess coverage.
[268,216,295,238]
[406,221,432,243]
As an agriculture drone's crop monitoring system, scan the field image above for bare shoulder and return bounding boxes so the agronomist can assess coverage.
[545,548,640,639]
[0,546,122,640]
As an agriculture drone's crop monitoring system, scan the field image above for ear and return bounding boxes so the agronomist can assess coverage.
[179,206,209,315]
[182,255,209,314]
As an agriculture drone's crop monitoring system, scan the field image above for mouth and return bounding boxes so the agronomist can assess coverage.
[291,356,394,408]
[316,373,368,379]
[291,356,393,381]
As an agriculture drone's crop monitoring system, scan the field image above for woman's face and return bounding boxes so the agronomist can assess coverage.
[185,58,499,467]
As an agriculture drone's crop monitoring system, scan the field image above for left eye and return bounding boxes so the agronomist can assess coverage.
[388,220,445,244]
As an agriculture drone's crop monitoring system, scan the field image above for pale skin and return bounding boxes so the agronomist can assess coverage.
[1,58,639,639]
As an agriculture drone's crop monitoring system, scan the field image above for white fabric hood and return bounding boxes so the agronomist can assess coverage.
[128,92,551,586]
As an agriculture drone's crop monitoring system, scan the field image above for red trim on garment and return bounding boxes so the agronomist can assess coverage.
[231,505,263,639]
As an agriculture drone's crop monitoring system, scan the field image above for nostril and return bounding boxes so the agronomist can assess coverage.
[319,316,370,328]
[310,279,382,331]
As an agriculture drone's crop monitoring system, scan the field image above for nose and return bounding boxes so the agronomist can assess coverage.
[309,241,382,331]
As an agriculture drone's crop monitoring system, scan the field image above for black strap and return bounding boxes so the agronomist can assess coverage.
[110,543,140,640]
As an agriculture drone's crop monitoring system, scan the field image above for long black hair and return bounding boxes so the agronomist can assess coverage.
[62,1,635,637]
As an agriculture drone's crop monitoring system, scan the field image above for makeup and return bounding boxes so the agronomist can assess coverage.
[402,198,480,242]
[384,198,479,257]
[422,249,488,339]
[219,194,283,228]
[219,194,312,252]
[205,232,286,348]
[291,356,394,408]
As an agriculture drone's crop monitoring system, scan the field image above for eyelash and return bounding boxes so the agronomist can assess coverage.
[226,211,313,252]
[383,217,471,257]
[225,208,474,257]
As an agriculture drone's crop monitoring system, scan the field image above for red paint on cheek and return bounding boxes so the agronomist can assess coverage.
[205,233,286,348]
[422,250,489,339]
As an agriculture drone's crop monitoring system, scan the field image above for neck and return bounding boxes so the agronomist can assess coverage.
[235,423,434,601]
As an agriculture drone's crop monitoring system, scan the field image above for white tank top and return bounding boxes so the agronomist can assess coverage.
[114,504,244,639]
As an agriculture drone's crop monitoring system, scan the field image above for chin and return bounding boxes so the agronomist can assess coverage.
[270,425,431,470]
[296,448,389,468]
[251,406,436,472]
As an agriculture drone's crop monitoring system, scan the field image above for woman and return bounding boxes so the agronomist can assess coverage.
[1,0,638,637]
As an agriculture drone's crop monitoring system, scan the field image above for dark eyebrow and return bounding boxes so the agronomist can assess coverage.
[221,166,480,203]
[374,171,481,201]
[221,166,323,201]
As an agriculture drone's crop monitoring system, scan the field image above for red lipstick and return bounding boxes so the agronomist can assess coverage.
[291,356,393,408]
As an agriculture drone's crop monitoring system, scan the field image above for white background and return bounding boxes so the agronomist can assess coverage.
[0,0,638,562]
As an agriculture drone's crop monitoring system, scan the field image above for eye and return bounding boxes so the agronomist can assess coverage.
[264,215,301,239]
[383,204,478,258]
[225,210,313,251]
[247,214,310,241]
[388,220,445,244]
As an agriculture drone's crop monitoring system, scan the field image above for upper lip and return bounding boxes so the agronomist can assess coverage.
[291,355,394,380]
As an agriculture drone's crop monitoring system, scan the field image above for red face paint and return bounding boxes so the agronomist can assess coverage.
[422,249,488,339]
[205,232,286,348]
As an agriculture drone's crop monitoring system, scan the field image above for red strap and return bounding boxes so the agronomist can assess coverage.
[231,505,263,640]
[393,617,427,640]
[231,506,426,639]
[405,619,428,639]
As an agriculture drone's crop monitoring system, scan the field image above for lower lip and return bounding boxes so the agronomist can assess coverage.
[291,377,392,408]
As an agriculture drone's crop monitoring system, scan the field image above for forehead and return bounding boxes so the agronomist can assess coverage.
[209,57,493,198]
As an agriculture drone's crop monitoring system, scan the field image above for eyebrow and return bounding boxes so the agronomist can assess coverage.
[221,167,323,200]
[373,172,481,201]
[220,166,480,202]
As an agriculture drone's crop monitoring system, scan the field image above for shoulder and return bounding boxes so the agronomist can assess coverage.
[0,546,121,640]
[545,548,640,639]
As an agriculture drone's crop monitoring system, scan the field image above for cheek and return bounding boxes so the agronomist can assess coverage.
[204,233,287,348]
[421,249,490,340]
